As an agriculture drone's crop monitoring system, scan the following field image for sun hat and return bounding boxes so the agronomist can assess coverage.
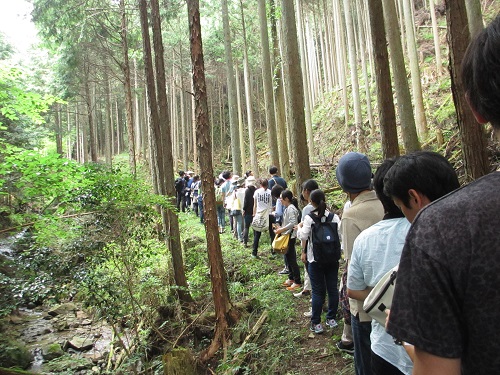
[335,152,372,193]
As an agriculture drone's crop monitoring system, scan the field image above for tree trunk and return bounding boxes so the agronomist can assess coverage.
[342,0,365,152]
[120,0,137,175]
[234,63,246,173]
[280,0,311,196]
[221,0,241,175]
[140,0,193,304]
[445,0,488,180]
[54,103,63,155]
[84,63,98,162]
[186,0,239,362]
[103,69,113,166]
[382,0,421,152]
[257,0,280,170]
[367,0,400,158]
[270,0,290,181]
[402,0,428,138]
[429,0,443,77]
[465,0,483,38]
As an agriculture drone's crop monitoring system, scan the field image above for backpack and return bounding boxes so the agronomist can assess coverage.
[309,212,341,264]
[215,186,224,205]
[175,177,185,192]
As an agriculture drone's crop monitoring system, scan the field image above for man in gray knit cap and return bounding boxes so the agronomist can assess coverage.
[336,152,384,375]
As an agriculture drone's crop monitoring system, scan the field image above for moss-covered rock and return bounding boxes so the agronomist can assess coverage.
[0,337,33,369]
[42,343,64,360]
[163,348,198,375]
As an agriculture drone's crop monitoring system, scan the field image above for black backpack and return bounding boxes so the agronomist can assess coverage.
[309,212,341,264]
[175,177,185,192]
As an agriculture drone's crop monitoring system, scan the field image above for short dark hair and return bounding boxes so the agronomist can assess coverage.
[373,158,404,218]
[301,179,319,192]
[384,151,460,209]
[269,166,278,175]
[222,170,231,180]
[462,15,500,129]
[271,184,284,198]
[179,170,185,177]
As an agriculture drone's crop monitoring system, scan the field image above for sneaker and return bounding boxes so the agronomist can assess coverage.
[293,289,311,298]
[278,267,289,275]
[325,319,338,328]
[310,322,324,334]
[336,341,354,355]
[282,279,294,287]
[251,254,260,259]
[286,283,302,291]
[303,309,312,317]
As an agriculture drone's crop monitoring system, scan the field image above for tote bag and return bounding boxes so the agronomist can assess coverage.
[272,233,290,254]
[251,209,269,232]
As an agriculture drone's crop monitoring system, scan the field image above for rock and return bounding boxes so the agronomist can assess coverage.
[48,302,77,317]
[67,336,94,351]
[81,319,92,326]
[8,314,23,325]
[76,310,89,320]
[0,337,33,369]
[42,343,64,360]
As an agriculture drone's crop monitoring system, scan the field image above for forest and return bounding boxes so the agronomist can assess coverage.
[0,0,499,374]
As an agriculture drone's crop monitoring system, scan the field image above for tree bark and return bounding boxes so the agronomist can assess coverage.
[120,0,137,175]
[186,0,239,362]
[280,0,311,196]
[257,0,280,170]
[221,0,241,175]
[367,0,400,158]
[465,0,483,38]
[445,0,488,180]
[382,0,421,152]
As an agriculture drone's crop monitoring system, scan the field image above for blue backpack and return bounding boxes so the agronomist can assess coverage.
[309,213,341,264]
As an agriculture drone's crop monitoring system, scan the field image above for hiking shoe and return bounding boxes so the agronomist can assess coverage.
[336,341,354,355]
[282,279,294,287]
[325,319,338,328]
[310,322,324,334]
[303,309,312,317]
[293,290,311,298]
[278,267,289,275]
[286,283,302,291]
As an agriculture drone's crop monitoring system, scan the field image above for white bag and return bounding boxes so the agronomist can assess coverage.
[251,209,269,232]
[363,264,398,327]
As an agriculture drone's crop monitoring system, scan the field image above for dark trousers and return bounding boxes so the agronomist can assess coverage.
[243,214,253,245]
[371,351,404,375]
[308,260,339,325]
[198,197,204,223]
[176,191,185,212]
[352,314,373,375]
[285,239,301,284]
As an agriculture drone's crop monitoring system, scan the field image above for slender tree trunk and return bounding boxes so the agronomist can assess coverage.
[221,0,241,175]
[402,0,428,138]
[382,0,421,152]
[120,0,137,175]
[257,0,280,169]
[234,63,246,172]
[103,69,113,166]
[465,0,483,38]
[429,0,443,77]
[186,0,239,362]
[140,0,193,304]
[54,103,63,155]
[281,0,311,196]
[367,0,400,158]
[270,0,290,181]
[445,0,488,180]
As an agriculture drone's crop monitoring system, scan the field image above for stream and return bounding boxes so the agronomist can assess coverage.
[0,235,122,374]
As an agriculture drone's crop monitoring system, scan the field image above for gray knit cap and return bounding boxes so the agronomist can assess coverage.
[335,152,372,193]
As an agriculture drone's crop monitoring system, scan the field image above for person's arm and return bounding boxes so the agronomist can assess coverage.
[253,198,257,216]
[347,287,372,301]
[412,348,461,375]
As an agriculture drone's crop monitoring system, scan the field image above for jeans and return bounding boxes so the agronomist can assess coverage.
[285,239,301,284]
[308,260,339,325]
[216,205,225,228]
[232,211,243,241]
[352,314,373,375]
[198,196,204,223]
[243,214,252,244]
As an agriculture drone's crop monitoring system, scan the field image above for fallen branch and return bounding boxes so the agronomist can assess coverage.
[223,310,269,375]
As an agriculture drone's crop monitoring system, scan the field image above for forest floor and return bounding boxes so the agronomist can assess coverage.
[267,262,354,375]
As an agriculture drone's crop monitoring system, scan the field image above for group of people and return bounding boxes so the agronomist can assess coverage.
[174,17,500,375]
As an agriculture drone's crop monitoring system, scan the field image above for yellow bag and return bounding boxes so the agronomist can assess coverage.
[272,233,290,254]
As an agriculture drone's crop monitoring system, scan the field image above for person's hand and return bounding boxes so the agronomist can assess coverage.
[301,252,307,263]
[385,308,390,327]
